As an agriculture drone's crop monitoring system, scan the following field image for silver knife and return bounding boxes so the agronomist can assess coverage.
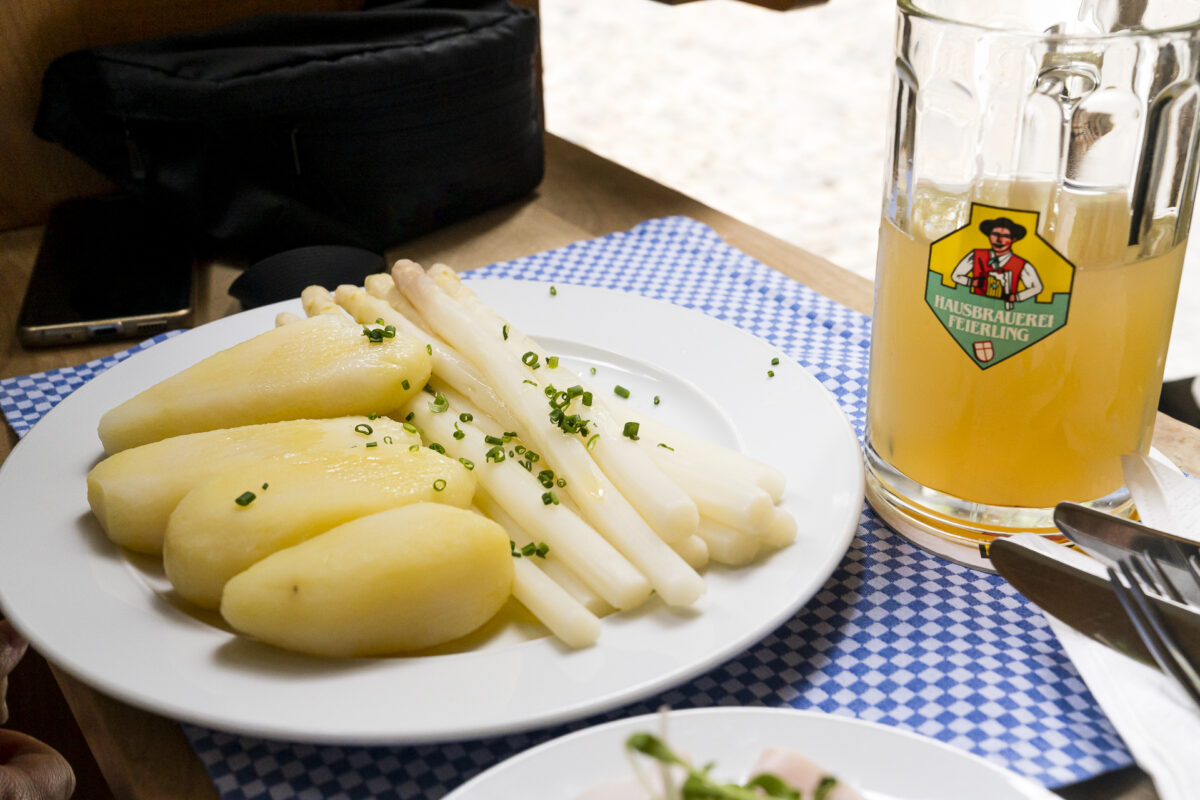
[989,538,1200,670]
[1053,502,1200,607]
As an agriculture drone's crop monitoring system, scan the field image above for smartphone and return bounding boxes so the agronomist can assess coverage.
[17,195,195,347]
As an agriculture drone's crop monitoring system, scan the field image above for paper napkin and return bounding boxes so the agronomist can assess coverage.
[1010,453,1200,800]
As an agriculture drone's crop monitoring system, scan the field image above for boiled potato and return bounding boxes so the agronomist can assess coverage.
[163,449,475,609]
[221,503,513,656]
[87,416,420,554]
[98,313,431,453]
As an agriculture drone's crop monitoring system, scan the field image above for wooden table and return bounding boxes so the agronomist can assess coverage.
[0,133,1175,799]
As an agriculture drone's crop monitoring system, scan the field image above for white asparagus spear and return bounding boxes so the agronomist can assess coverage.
[466,501,601,648]
[507,549,602,649]
[365,269,429,332]
[762,506,799,548]
[334,284,520,433]
[670,534,709,570]
[404,387,652,610]
[395,262,705,607]
[300,285,345,317]
[274,311,303,327]
[695,518,761,566]
[650,450,774,534]
[429,265,700,543]
[475,489,613,617]
[636,416,787,502]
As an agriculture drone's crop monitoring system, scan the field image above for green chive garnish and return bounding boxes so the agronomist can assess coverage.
[614,385,630,399]
[433,479,446,492]
[547,356,559,369]
[366,441,378,448]
[430,393,449,413]
[502,324,509,340]
[355,423,373,436]
[550,285,557,296]
[622,421,640,440]
[235,491,256,507]
[459,412,474,423]
[459,458,475,470]
[657,442,675,451]
[771,357,780,366]
[402,379,411,390]
[653,395,660,405]
[429,443,446,454]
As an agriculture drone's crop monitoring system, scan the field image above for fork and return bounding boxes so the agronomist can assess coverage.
[1108,552,1200,707]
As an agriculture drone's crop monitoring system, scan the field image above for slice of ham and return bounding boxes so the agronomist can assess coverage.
[750,747,867,800]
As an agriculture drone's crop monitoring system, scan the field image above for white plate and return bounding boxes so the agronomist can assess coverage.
[0,279,864,745]
[445,707,1060,800]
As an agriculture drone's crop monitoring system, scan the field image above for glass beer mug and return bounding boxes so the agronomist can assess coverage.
[864,0,1200,564]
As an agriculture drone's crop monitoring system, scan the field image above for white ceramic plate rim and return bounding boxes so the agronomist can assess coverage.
[444,707,1061,800]
[0,279,864,745]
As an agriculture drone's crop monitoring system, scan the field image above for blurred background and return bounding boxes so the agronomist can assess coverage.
[539,0,1200,383]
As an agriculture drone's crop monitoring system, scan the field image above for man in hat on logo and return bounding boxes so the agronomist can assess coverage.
[950,216,1043,307]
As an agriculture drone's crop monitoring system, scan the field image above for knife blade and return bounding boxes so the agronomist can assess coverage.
[1053,502,1200,607]
[989,538,1200,671]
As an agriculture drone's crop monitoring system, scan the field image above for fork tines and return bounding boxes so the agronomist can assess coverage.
[1108,554,1200,708]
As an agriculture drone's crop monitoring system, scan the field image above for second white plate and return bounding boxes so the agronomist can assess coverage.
[0,279,864,744]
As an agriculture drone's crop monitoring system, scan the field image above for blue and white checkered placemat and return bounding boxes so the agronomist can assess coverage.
[1,216,1128,796]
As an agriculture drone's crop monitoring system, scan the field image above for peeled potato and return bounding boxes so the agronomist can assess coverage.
[98,313,432,453]
[87,416,420,554]
[221,503,513,656]
[163,449,475,609]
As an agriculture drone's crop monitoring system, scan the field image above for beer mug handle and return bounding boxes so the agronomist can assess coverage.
[1129,81,1200,253]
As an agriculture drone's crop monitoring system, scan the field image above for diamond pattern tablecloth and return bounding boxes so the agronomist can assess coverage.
[0,216,1129,797]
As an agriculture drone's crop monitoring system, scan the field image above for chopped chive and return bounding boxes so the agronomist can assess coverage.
[426,344,433,355]
[502,324,509,340]
[653,395,660,405]
[549,285,557,296]
[402,379,411,390]
[429,442,446,454]
[261,483,269,490]
[366,441,378,448]
[771,357,780,366]
[429,393,449,413]
[368,412,378,420]
[355,423,374,436]
[586,434,600,450]
[614,385,630,399]
[383,436,393,444]
[402,422,419,434]
[541,491,559,506]
[433,479,447,492]
[510,540,521,558]
[484,435,505,446]
[521,542,538,556]
[453,429,465,440]
[459,412,474,423]
[459,457,475,470]
[589,366,597,375]
[405,412,415,422]
[534,542,550,558]
[523,379,538,386]
[547,356,559,369]
[537,469,555,488]
[767,370,775,378]
[622,421,640,440]
[521,351,540,369]
[556,477,566,488]
[235,491,256,507]
[657,442,675,451]
[423,383,435,395]
[485,446,506,463]
[409,444,420,452]
[582,391,593,407]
